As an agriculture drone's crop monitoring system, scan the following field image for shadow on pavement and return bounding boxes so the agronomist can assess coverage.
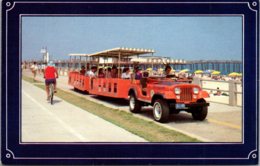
[91,96,129,106]
[70,88,89,95]
[68,88,205,123]
[51,99,63,104]
[138,108,207,124]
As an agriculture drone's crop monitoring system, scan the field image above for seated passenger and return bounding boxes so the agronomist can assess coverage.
[98,68,105,78]
[121,68,130,79]
[106,67,112,78]
[111,66,118,78]
[134,66,142,80]
[118,68,122,78]
[80,66,86,75]
[85,66,97,77]
[178,72,186,79]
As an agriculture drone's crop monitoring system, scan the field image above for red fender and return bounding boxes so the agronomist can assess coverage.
[199,90,210,98]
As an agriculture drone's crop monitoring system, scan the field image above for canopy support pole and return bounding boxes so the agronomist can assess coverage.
[151,53,154,70]
[118,51,121,78]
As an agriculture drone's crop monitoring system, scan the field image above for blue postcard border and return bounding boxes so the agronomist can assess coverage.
[1,0,259,165]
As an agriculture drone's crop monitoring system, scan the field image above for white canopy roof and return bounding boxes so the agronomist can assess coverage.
[87,47,155,57]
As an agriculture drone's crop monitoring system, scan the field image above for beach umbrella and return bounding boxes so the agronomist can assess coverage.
[194,70,203,74]
[237,73,243,77]
[146,67,153,71]
[179,69,190,73]
[158,68,164,71]
[212,71,221,75]
[228,72,240,77]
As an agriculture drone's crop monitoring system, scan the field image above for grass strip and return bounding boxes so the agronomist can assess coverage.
[22,76,42,83]
[22,75,200,142]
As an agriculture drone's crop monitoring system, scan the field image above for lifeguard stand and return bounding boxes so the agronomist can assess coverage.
[41,47,49,63]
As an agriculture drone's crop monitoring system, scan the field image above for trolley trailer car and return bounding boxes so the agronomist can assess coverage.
[69,47,155,98]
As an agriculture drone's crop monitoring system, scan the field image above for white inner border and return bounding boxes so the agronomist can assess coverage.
[4,0,258,161]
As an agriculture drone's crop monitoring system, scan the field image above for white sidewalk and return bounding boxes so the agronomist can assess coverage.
[22,80,146,142]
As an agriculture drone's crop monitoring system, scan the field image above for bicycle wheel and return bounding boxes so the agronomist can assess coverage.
[50,83,54,105]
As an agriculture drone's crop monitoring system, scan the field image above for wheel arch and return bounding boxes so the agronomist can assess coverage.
[151,94,164,105]
[128,88,136,96]
[197,98,206,103]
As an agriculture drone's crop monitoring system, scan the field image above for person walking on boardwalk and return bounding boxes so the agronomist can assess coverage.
[30,62,38,82]
[21,62,24,73]
[44,61,59,101]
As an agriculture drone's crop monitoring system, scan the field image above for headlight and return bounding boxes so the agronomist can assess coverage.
[193,87,199,94]
[175,87,181,94]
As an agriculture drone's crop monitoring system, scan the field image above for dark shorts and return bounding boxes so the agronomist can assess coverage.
[45,79,56,86]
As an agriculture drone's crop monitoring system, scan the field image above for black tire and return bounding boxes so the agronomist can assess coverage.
[192,106,208,121]
[50,84,54,105]
[50,93,54,105]
[129,93,142,113]
[153,99,170,123]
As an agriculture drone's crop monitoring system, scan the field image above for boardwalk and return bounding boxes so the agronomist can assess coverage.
[22,80,146,142]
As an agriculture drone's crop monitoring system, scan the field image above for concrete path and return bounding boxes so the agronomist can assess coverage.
[22,80,146,142]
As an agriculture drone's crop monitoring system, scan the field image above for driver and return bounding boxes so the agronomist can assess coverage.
[164,65,176,78]
[164,65,171,76]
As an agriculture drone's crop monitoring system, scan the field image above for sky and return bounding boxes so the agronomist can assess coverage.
[22,16,242,61]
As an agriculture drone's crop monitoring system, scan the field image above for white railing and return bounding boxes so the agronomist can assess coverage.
[193,77,242,106]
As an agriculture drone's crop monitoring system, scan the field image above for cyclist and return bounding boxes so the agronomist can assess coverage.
[44,61,58,101]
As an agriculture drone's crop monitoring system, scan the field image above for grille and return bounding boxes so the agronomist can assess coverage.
[180,87,192,102]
